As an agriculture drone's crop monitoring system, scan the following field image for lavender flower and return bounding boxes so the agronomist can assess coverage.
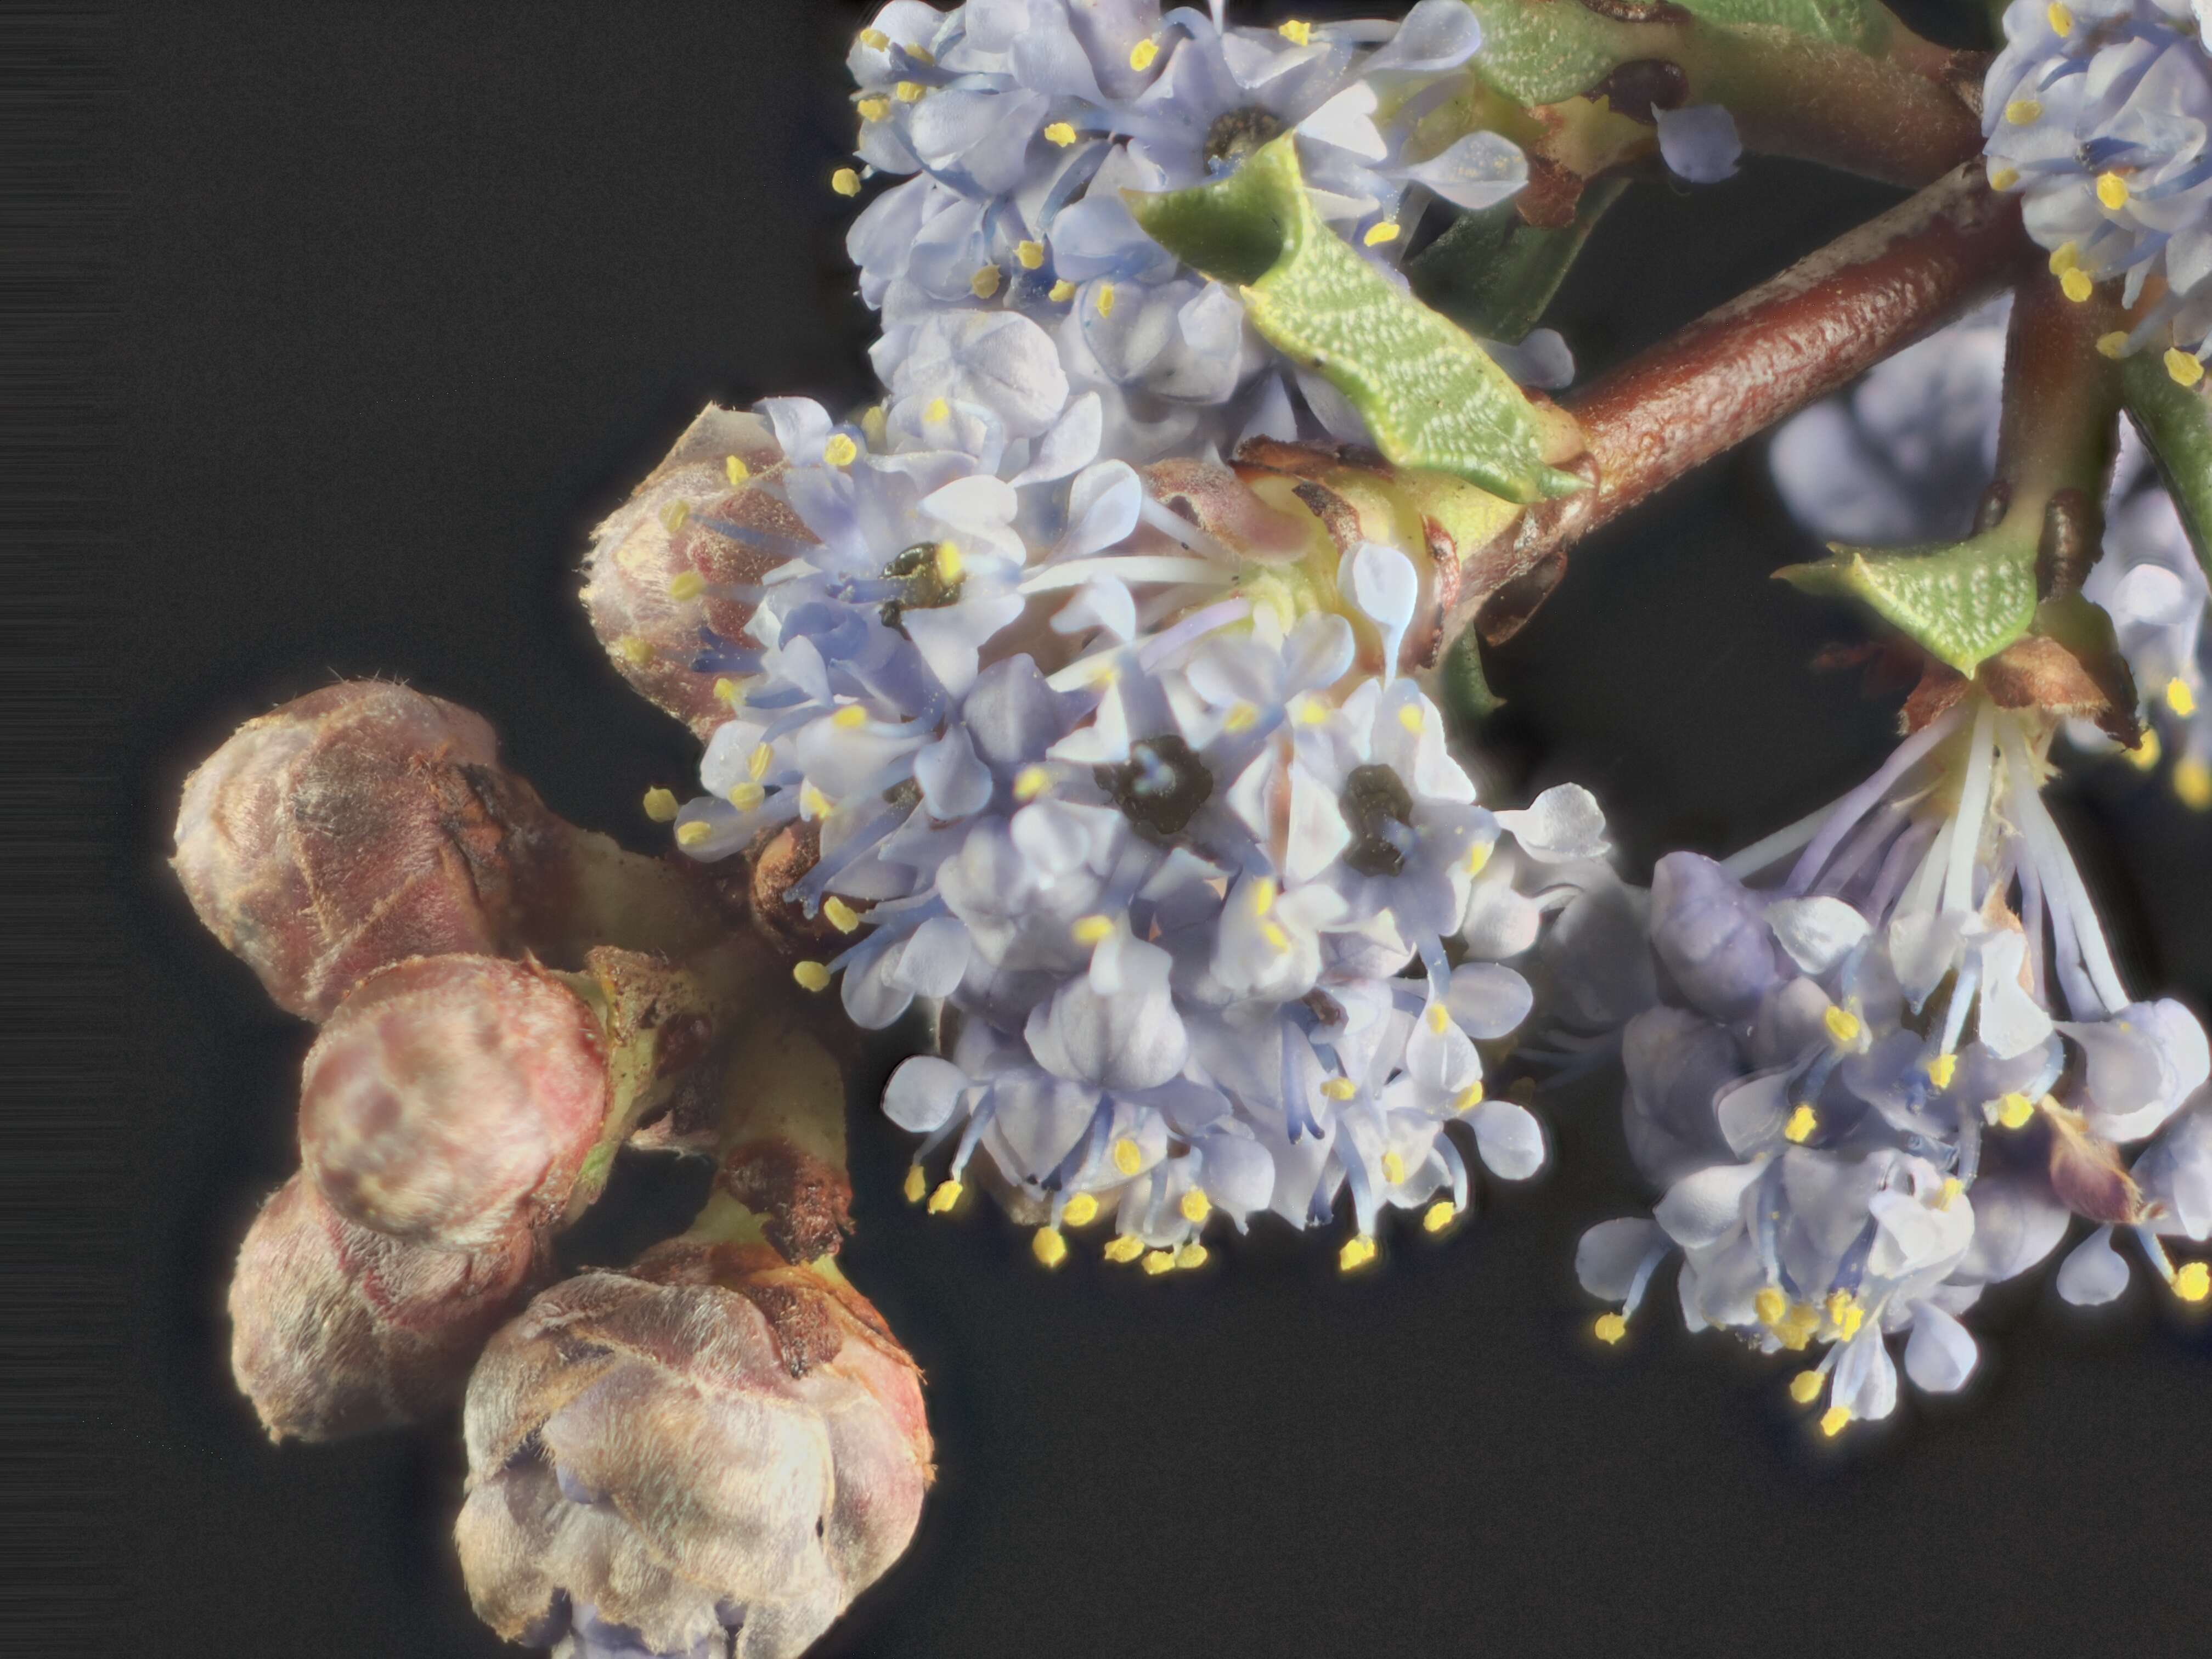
[1984,0,2212,379]
[842,1,1557,464]
[1570,692,2211,1432]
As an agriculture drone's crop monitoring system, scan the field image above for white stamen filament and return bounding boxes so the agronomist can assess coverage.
[1020,556,1227,594]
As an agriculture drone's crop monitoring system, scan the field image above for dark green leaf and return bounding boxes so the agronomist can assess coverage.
[1409,175,1628,344]
[2120,350,2212,588]
[1776,528,2040,674]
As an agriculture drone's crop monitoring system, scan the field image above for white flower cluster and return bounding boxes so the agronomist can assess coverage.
[646,383,1608,1271]
[1984,0,2212,379]
[1770,296,2212,807]
[839,0,1573,467]
[1561,696,2211,1435]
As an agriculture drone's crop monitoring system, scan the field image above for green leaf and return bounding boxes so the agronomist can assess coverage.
[1409,175,1628,344]
[1671,0,1887,50]
[1124,135,1582,505]
[1441,622,1506,723]
[1776,530,2040,674]
[2120,351,2212,589]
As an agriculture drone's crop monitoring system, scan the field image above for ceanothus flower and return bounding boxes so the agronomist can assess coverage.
[1769,295,2212,807]
[1564,689,2211,1433]
[842,0,1562,465]
[1984,0,2212,379]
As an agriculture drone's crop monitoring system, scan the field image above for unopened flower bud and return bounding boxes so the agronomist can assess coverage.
[172,681,559,1019]
[457,1237,930,1659]
[581,405,805,736]
[300,955,610,1251]
[229,1172,540,1442]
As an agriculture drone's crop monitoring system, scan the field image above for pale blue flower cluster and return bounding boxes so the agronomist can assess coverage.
[1984,0,2212,371]
[1769,296,2212,804]
[1562,695,2211,1432]
[657,388,1609,1268]
[841,0,1570,467]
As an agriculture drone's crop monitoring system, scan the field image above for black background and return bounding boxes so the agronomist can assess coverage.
[107,3,2212,1656]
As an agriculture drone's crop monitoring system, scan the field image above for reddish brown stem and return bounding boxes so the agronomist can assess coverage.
[1459,166,2026,641]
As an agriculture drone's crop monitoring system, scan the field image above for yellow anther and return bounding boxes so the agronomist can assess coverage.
[1426,1002,1452,1036]
[2005,97,2043,125]
[642,786,680,823]
[2129,727,2164,770]
[1925,1052,1958,1090]
[1033,1226,1069,1268]
[1423,1200,1455,1233]
[823,433,859,466]
[1015,239,1046,270]
[1322,1077,1358,1101]
[895,80,926,102]
[1784,1104,1819,1144]
[655,559,701,599]
[2176,757,2212,811]
[1261,921,1292,953]
[2047,1,2073,32]
[1049,278,1076,303]
[675,821,713,849]
[1819,1405,1852,1437]
[748,743,774,781]
[1988,165,2021,195]
[934,540,963,582]
[1453,1080,1485,1113]
[1063,1193,1100,1227]
[2061,267,2095,303]
[726,782,765,810]
[1096,280,1117,317]
[1177,1240,1209,1269]
[859,27,889,49]
[1043,120,1078,146]
[2049,240,2080,275]
[927,1178,963,1214]
[1773,1302,1821,1351]
[1179,1188,1212,1225]
[2167,677,2198,718]
[1250,876,1278,912]
[1279,20,1312,45]
[1940,1177,1964,1210]
[2175,1261,2210,1302]
[861,404,887,444]
[1363,220,1400,247]
[1755,1285,1788,1327]
[792,960,832,992]
[1103,1234,1144,1263]
[615,633,653,667]
[661,499,691,535]
[2097,171,2130,211]
[1224,701,1259,732]
[1464,839,1493,876]
[1789,1370,1825,1406]
[1013,764,1051,800]
[1339,1234,1378,1273]
[823,896,861,934]
[2098,331,2132,359]
[1380,1152,1407,1186]
[1823,1005,1861,1047]
[1129,38,1159,71]
[2168,347,2206,387]
[904,1164,926,1204]
[857,95,890,122]
[832,167,862,198]
[970,264,1002,298]
[1397,703,1424,734]
[1826,1291,1865,1340]
[1071,913,1115,946]
[906,44,935,66]
[831,703,868,729]
[724,454,749,487]
[1594,1312,1628,1345]
[800,782,833,819]
[1113,1136,1143,1177]
[1142,1248,1175,1276]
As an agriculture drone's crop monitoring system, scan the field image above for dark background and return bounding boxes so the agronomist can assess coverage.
[106,3,2212,1656]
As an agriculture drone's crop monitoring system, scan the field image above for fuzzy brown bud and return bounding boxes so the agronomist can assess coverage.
[456,1235,930,1659]
[299,955,610,1251]
[172,681,561,1019]
[229,1172,541,1442]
